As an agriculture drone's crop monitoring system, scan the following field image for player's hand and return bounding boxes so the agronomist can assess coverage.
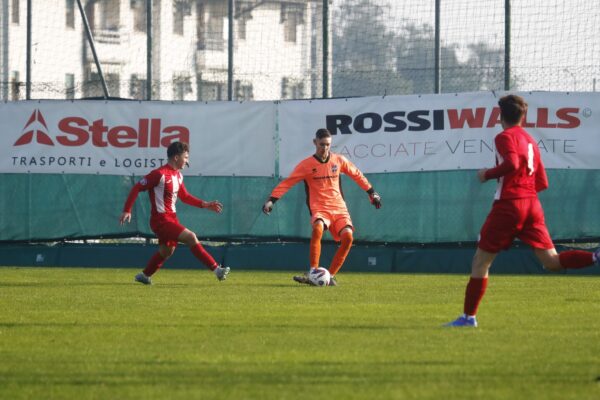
[369,192,382,209]
[262,200,273,215]
[477,168,488,183]
[204,200,223,213]
[119,212,131,225]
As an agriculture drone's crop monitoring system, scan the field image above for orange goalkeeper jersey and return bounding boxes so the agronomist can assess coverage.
[270,153,372,215]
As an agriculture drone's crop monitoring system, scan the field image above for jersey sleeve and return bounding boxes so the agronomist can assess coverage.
[122,170,162,213]
[270,161,307,201]
[178,182,205,208]
[535,156,549,192]
[484,134,520,180]
[340,156,372,191]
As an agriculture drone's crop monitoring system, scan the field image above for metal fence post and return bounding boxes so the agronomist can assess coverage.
[228,0,234,101]
[434,0,440,94]
[322,0,329,98]
[504,0,511,90]
[146,0,152,100]
[26,0,31,99]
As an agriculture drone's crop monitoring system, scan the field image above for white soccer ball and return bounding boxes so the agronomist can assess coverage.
[308,267,331,287]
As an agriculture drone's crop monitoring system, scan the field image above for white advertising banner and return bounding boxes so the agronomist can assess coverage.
[0,100,275,176]
[278,92,600,176]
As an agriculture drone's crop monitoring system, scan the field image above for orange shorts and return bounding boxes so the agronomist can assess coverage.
[478,197,554,253]
[150,214,186,247]
[311,211,353,242]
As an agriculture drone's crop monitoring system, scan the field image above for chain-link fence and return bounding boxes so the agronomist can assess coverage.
[1,0,599,101]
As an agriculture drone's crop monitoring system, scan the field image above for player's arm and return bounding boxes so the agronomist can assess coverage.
[481,134,519,181]
[341,156,382,209]
[179,183,223,213]
[263,163,306,214]
[535,157,549,192]
[119,171,160,224]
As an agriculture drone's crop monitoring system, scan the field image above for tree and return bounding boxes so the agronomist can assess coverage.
[332,0,411,97]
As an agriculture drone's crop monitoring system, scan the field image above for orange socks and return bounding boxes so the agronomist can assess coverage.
[329,230,353,276]
[309,223,324,268]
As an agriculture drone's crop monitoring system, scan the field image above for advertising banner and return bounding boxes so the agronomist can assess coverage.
[0,100,276,176]
[278,91,600,176]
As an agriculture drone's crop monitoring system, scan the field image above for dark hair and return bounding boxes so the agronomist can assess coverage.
[498,94,528,126]
[315,128,332,139]
[167,141,189,158]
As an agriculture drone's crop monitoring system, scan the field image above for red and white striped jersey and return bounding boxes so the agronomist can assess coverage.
[123,164,203,217]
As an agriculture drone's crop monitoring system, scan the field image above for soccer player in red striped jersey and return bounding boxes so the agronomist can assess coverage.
[446,94,599,327]
[262,128,382,286]
[119,141,230,285]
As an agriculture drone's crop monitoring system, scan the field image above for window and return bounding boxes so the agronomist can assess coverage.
[130,74,147,100]
[10,71,20,101]
[198,80,224,101]
[65,73,75,99]
[280,4,304,43]
[66,0,75,28]
[173,0,191,35]
[281,77,305,99]
[198,3,224,50]
[84,72,120,98]
[235,80,253,101]
[173,75,192,100]
[91,0,121,43]
[11,0,19,24]
[235,2,253,40]
[131,0,147,33]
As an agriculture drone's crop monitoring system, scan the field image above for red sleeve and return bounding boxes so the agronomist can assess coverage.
[122,170,162,213]
[340,156,371,191]
[484,134,519,180]
[178,182,205,208]
[535,157,549,192]
[270,161,307,200]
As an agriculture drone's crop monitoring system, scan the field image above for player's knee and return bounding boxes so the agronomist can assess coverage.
[161,247,175,258]
[341,229,353,245]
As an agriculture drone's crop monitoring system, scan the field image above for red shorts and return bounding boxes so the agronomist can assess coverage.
[311,211,353,242]
[150,214,186,247]
[478,197,554,253]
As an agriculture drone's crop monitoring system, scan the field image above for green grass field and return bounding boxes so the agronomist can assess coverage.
[1,267,599,400]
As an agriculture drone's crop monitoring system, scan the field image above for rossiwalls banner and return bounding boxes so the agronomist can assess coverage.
[279,91,600,175]
[1,92,598,176]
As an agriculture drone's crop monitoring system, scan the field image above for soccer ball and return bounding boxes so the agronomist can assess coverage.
[308,267,331,287]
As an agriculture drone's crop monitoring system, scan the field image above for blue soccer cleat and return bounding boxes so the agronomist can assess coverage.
[134,272,152,285]
[444,314,478,327]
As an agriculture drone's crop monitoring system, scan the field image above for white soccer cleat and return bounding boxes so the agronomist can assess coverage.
[214,265,230,281]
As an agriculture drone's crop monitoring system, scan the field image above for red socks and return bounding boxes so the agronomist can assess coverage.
[558,250,594,269]
[190,243,218,270]
[463,277,488,317]
[143,252,166,277]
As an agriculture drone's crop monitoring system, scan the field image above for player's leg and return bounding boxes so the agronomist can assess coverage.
[294,216,330,285]
[445,248,496,327]
[534,247,595,271]
[135,245,175,285]
[178,228,230,280]
[310,220,325,268]
[521,199,596,271]
[328,226,354,286]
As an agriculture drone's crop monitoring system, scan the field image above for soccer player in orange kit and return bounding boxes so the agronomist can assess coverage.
[262,128,382,286]
[119,141,230,285]
[446,94,600,327]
